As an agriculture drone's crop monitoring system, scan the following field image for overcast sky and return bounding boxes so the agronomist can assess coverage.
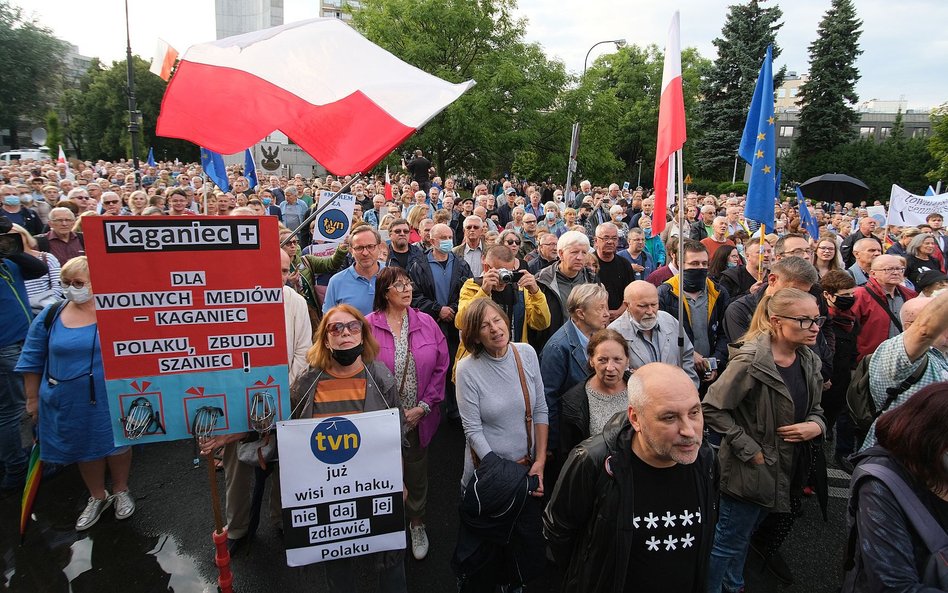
[18,0,947,110]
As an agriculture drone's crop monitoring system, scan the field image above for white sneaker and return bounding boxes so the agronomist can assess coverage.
[113,490,136,520]
[76,492,112,531]
[410,524,429,560]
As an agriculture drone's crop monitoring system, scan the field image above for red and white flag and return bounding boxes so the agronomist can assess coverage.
[149,38,179,81]
[156,19,474,175]
[57,145,67,165]
[652,12,687,234]
[384,166,393,202]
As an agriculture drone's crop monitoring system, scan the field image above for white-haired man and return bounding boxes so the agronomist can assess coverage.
[534,230,599,351]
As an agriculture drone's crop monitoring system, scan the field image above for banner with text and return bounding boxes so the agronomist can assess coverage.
[277,409,404,567]
[82,216,290,446]
[886,185,948,226]
[309,190,355,257]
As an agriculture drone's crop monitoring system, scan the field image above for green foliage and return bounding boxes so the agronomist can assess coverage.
[928,104,948,183]
[44,110,63,151]
[352,0,567,180]
[693,0,785,179]
[64,56,197,162]
[0,1,67,148]
[717,181,749,195]
[795,0,863,162]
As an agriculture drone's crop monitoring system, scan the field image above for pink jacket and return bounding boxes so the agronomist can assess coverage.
[367,307,449,448]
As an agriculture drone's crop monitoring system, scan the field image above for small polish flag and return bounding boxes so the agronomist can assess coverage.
[652,11,687,234]
[57,145,72,179]
[384,166,393,202]
[149,38,179,81]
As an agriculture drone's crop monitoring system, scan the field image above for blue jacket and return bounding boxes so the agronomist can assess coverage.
[539,320,590,452]
[1,254,48,347]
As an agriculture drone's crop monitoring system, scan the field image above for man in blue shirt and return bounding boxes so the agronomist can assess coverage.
[0,218,48,490]
[322,225,385,316]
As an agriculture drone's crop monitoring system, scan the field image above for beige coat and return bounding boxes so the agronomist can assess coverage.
[702,333,826,512]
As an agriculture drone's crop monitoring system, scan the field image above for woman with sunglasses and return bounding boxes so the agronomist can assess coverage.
[290,303,407,591]
[17,256,136,531]
[366,267,449,562]
[703,288,826,593]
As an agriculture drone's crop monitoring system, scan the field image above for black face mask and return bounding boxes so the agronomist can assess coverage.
[682,268,708,293]
[833,294,856,311]
[331,343,364,367]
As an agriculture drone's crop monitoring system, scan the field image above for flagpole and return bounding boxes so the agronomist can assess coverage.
[202,170,209,216]
[282,173,364,247]
[124,0,142,190]
[675,148,686,365]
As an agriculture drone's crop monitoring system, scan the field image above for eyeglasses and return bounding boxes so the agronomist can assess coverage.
[388,282,412,293]
[284,239,299,246]
[596,236,618,243]
[351,243,378,252]
[523,220,537,224]
[61,280,88,289]
[464,226,481,230]
[103,200,120,205]
[782,247,813,257]
[816,246,835,251]
[50,218,75,224]
[875,267,905,274]
[775,315,826,329]
[504,239,521,246]
[326,321,363,336]
[390,229,409,235]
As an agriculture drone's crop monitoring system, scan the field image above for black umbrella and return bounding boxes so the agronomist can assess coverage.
[799,173,870,203]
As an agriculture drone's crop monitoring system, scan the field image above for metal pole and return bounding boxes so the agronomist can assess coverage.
[124,0,141,190]
[282,173,363,247]
[636,159,643,188]
[675,149,686,365]
[564,122,579,207]
[732,153,738,184]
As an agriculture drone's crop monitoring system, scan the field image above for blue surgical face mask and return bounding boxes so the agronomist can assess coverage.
[437,239,453,253]
[3,196,21,207]
[262,198,272,206]
[727,261,738,268]
[546,211,555,220]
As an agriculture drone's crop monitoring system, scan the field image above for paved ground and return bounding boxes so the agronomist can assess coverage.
[1,418,852,592]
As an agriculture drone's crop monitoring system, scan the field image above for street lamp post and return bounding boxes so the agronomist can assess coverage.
[636,158,643,188]
[565,38,626,203]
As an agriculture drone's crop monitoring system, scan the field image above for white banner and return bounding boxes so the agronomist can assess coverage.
[886,185,948,226]
[308,190,356,257]
[277,409,404,567]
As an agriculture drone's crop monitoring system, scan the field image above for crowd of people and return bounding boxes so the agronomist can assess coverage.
[1,153,947,592]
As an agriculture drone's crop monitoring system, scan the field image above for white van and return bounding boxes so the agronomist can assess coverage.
[0,148,51,163]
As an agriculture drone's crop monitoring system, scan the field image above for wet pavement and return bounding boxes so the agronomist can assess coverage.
[2,419,851,592]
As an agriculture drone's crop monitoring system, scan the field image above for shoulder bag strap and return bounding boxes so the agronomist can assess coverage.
[855,463,948,552]
[511,345,533,457]
[865,286,903,332]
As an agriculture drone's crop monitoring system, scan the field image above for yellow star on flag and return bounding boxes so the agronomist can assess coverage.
[755,150,764,159]
[762,165,771,174]
[768,116,775,125]
[757,132,766,141]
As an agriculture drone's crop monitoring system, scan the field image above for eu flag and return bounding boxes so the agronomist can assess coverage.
[146,147,156,167]
[200,147,230,192]
[739,45,775,232]
[244,148,258,191]
[797,187,820,239]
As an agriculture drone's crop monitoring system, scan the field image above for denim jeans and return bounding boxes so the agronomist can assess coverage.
[706,493,770,593]
[0,342,27,485]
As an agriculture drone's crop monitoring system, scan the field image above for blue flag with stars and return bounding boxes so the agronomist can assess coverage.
[146,147,156,167]
[739,45,775,232]
[244,148,258,191]
[796,187,820,239]
[200,147,231,192]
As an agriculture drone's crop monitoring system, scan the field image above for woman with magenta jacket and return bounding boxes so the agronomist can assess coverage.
[366,266,449,562]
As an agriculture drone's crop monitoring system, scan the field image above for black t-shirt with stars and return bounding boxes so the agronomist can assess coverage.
[624,447,703,592]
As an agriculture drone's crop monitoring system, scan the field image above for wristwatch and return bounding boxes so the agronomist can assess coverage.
[418,401,431,416]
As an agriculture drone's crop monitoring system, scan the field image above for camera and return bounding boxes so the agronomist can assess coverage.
[496,268,524,284]
[0,233,24,258]
[703,357,718,379]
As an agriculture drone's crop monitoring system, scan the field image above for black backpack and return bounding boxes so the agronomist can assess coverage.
[845,353,928,442]
[843,462,948,590]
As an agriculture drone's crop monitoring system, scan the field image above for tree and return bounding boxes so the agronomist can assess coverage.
[795,0,863,160]
[928,104,948,184]
[0,1,67,148]
[64,57,197,162]
[693,0,785,179]
[45,109,63,152]
[351,0,567,179]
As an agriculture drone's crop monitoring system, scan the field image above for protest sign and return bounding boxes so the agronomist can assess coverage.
[277,409,404,567]
[866,205,886,227]
[886,185,948,226]
[81,216,290,446]
[308,190,355,257]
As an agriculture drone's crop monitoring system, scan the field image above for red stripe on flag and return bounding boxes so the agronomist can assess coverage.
[652,75,686,234]
[156,61,416,175]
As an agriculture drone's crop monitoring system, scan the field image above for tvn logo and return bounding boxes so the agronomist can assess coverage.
[310,416,361,464]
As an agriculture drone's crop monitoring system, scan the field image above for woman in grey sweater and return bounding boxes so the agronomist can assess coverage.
[455,297,549,591]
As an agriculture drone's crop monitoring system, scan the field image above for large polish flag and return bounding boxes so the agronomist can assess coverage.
[652,11,686,234]
[156,19,474,175]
